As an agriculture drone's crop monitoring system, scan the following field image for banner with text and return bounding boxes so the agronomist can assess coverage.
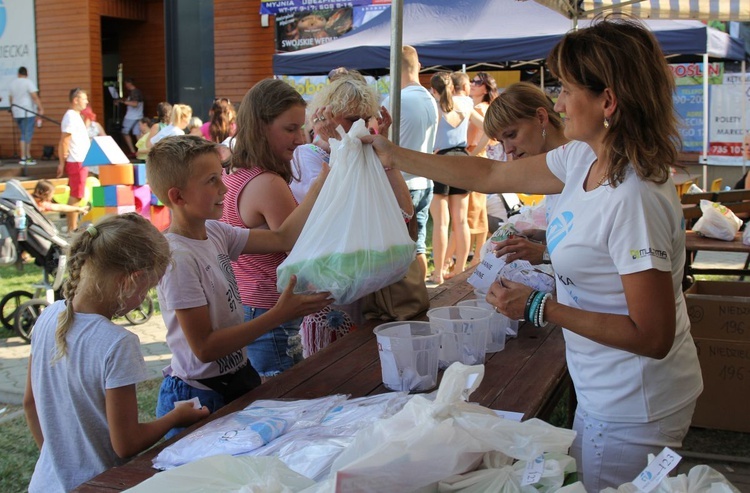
[278,74,390,102]
[275,5,388,52]
[262,0,390,15]
[0,1,38,109]
[669,62,724,86]
[708,73,750,165]
[673,85,704,152]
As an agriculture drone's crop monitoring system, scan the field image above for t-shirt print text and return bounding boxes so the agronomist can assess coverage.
[630,247,667,260]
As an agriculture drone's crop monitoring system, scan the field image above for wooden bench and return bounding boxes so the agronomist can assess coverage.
[0,178,69,195]
[74,268,571,492]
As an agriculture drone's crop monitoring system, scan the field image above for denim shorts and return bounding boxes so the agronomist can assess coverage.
[243,305,303,377]
[156,375,225,440]
[121,117,141,136]
[15,117,35,142]
[410,187,433,254]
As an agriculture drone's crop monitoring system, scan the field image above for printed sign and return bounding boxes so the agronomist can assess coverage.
[669,63,724,86]
[261,0,390,15]
[673,85,704,152]
[0,0,38,108]
[708,72,750,164]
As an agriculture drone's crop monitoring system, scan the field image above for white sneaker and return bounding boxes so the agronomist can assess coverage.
[19,159,26,165]
[26,159,37,165]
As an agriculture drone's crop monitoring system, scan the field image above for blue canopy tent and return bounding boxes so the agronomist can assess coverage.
[273,0,745,76]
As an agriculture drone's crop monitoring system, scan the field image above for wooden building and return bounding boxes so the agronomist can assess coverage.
[0,0,276,160]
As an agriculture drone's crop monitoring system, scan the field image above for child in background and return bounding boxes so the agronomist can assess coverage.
[135,117,154,162]
[32,179,89,215]
[23,214,209,492]
[147,135,332,438]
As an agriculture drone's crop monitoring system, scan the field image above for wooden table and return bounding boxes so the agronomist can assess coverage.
[75,269,570,492]
[684,230,750,283]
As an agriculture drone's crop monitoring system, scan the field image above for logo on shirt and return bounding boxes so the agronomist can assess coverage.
[630,248,667,260]
[218,253,241,312]
[546,211,573,254]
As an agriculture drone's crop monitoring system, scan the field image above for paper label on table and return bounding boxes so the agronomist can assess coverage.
[521,454,545,485]
[492,409,524,422]
[468,251,506,291]
[631,447,682,493]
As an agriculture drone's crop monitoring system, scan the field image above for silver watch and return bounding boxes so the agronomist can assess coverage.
[542,247,551,263]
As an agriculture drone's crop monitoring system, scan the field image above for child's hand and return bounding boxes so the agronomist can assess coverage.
[277,275,332,319]
[170,401,210,428]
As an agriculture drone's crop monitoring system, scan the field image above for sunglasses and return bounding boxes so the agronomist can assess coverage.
[471,78,484,85]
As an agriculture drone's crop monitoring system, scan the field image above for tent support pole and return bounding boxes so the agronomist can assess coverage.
[742,60,747,177]
[702,53,709,190]
[389,0,404,146]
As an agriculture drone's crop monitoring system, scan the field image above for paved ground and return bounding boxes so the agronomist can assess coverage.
[0,250,747,406]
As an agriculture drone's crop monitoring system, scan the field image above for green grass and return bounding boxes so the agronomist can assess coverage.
[0,379,162,493]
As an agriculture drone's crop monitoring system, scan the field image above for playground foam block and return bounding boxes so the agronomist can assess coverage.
[133,163,147,186]
[82,206,108,224]
[132,185,152,219]
[150,205,171,231]
[105,205,136,216]
[151,192,164,206]
[98,164,134,186]
[92,185,135,207]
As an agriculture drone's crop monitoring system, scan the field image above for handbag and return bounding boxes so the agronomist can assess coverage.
[362,216,429,321]
[196,363,261,403]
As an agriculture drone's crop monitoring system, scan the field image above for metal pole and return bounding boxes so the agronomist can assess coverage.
[742,60,747,177]
[702,53,709,190]
[389,0,404,146]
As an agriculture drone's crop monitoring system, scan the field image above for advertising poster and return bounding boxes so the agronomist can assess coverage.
[261,0,390,15]
[279,74,389,102]
[673,85,704,152]
[0,0,38,108]
[708,72,750,165]
[669,62,723,86]
[275,5,388,52]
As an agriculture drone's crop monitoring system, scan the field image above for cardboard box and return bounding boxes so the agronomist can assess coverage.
[685,281,750,432]
[690,338,750,433]
[685,281,750,342]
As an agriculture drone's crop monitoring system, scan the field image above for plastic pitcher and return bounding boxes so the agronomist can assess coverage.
[474,288,521,338]
[427,306,491,369]
[374,321,441,392]
[456,299,507,353]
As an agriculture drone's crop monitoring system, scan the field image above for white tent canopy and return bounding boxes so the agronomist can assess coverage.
[534,0,750,21]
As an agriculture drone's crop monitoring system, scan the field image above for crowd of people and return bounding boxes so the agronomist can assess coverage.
[23,16,719,493]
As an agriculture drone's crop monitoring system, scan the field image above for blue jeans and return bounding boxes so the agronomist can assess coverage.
[156,375,225,440]
[410,187,433,254]
[15,117,35,142]
[243,305,303,377]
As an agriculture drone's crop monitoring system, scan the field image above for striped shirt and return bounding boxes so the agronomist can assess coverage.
[221,167,295,308]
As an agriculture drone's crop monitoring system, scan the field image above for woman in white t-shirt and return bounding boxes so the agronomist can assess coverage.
[363,19,702,492]
[484,82,568,264]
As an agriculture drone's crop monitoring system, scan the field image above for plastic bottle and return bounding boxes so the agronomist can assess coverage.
[13,200,27,241]
[36,118,42,128]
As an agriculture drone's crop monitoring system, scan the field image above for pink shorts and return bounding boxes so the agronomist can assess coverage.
[65,162,88,199]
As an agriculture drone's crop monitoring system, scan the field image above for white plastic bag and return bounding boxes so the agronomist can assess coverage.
[277,120,416,304]
[126,456,315,493]
[600,463,740,493]
[693,199,742,241]
[312,363,576,492]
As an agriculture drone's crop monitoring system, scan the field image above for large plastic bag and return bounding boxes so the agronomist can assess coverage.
[126,456,315,493]
[153,395,347,470]
[600,463,740,493]
[278,120,416,304]
[303,363,576,492]
[436,451,576,492]
[693,199,742,241]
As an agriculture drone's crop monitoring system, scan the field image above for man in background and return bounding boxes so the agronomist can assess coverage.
[9,67,44,165]
[383,46,439,282]
[58,88,91,233]
[118,77,144,158]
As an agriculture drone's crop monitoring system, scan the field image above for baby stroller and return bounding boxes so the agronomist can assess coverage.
[0,180,153,342]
